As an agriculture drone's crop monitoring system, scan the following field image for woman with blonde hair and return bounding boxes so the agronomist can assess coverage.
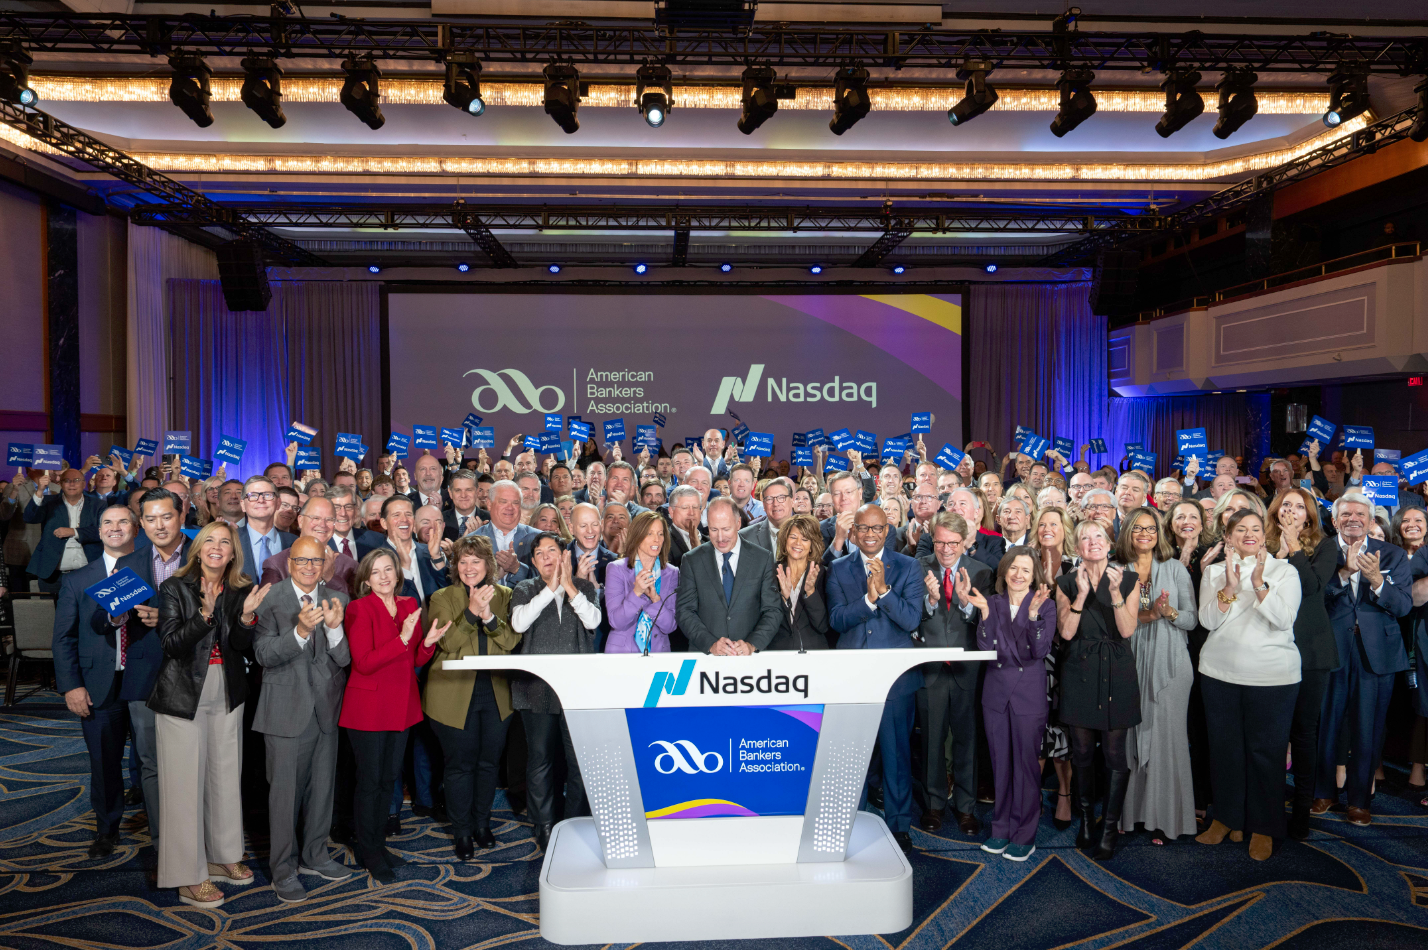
[149,521,272,908]
[530,503,572,541]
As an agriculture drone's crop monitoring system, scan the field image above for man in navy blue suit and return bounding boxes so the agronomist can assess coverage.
[53,504,140,856]
[24,467,102,592]
[1312,492,1413,826]
[827,503,925,854]
[236,476,295,580]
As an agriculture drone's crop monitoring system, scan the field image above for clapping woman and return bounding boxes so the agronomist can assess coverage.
[972,547,1055,862]
[771,514,829,650]
[605,512,680,654]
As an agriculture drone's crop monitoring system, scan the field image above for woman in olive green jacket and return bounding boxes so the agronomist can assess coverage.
[424,536,521,859]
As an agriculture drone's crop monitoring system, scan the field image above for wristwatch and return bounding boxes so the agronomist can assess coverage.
[1255,582,1270,592]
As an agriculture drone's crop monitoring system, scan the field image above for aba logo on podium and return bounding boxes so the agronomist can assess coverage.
[650,740,725,774]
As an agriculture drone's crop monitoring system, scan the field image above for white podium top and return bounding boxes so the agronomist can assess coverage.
[443,648,995,709]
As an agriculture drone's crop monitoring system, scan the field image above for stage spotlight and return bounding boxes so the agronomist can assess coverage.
[457,262,471,273]
[444,54,485,117]
[0,43,37,108]
[892,265,906,275]
[548,264,562,274]
[634,263,649,274]
[829,65,871,136]
[1411,79,1428,143]
[340,56,385,130]
[810,264,824,275]
[720,262,733,272]
[240,57,286,129]
[636,64,673,128]
[1155,70,1205,138]
[1323,63,1370,128]
[737,65,780,135]
[1213,69,1258,140]
[984,263,999,273]
[948,60,998,126]
[544,63,582,134]
[167,53,214,128]
[367,264,381,274]
[1050,69,1096,138]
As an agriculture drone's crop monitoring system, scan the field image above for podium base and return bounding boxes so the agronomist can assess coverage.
[538,811,912,944]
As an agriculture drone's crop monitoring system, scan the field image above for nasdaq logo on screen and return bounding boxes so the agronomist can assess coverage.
[464,368,565,414]
[710,363,878,413]
[626,705,823,819]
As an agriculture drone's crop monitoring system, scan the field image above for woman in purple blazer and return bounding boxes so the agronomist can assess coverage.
[968,544,1055,862]
[605,512,680,653]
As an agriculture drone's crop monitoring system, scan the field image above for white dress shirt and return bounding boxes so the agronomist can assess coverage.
[1338,536,1386,598]
[858,548,891,611]
[510,583,601,630]
[492,524,518,553]
[925,557,976,618]
[59,498,88,571]
[290,578,345,649]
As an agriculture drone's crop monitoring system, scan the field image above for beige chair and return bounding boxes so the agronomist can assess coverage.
[5,594,56,706]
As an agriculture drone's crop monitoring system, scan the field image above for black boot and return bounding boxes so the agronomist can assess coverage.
[1287,794,1312,841]
[1073,766,1097,851]
[1094,770,1131,861]
[533,822,554,852]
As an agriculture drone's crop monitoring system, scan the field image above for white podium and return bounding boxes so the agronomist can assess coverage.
[445,647,993,943]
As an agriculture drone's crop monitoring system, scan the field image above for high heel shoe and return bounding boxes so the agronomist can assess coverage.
[1053,791,1073,831]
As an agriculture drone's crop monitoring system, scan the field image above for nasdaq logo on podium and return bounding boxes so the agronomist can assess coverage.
[626,705,823,819]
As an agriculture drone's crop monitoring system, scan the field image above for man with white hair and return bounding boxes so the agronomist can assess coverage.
[1153,477,1183,510]
[1036,486,1067,513]
[474,479,538,585]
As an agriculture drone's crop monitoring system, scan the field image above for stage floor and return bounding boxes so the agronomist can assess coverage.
[3,699,1428,949]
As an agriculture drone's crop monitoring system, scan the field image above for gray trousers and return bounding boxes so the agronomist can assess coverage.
[264,711,339,881]
[127,700,160,843]
[919,671,979,815]
[155,665,245,888]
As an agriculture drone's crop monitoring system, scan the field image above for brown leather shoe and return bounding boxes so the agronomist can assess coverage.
[1195,819,1230,845]
[1347,806,1371,827]
[1309,798,1333,815]
[957,811,981,836]
[1248,833,1274,861]
[919,809,944,833]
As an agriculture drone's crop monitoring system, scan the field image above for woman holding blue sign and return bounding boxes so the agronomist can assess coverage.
[149,521,272,909]
[606,512,680,654]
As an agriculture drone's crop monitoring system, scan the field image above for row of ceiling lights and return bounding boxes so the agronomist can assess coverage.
[369,261,1002,275]
[1,40,1420,141]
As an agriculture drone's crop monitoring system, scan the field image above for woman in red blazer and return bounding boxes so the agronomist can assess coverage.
[340,548,449,881]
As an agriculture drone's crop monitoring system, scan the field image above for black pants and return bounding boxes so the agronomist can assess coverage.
[1069,726,1128,771]
[1289,668,1330,806]
[1201,676,1298,838]
[348,727,408,871]
[79,675,129,837]
[431,695,511,838]
[522,710,585,827]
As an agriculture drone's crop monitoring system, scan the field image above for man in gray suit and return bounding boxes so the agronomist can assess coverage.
[475,480,538,586]
[252,536,354,902]
[676,497,782,655]
[738,476,796,552]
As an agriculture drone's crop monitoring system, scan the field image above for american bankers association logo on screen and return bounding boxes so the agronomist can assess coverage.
[464,369,566,413]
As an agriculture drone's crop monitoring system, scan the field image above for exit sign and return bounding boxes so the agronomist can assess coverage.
[1410,376,1424,387]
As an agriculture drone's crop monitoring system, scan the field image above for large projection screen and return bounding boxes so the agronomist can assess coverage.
[387,292,963,458]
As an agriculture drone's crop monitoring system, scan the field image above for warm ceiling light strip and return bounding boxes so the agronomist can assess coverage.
[28,76,1328,114]
[116,115,1367,183]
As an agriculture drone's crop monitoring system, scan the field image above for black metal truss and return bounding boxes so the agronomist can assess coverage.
[128,203,1160,235]
[452,208,517,267]
[1,13,1426,72]
[672,223,690,265]
[853,229,912,267]
[0,101,322,265]
[1037,104,1425,266]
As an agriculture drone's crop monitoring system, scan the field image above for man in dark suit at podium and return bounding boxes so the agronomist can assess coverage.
[827,503,924,854]
[675,497,781,655]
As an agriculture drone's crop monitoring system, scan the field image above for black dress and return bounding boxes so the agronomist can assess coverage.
[1057,569,1141,732]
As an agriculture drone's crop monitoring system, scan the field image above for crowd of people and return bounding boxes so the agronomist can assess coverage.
[8,423,1425,909]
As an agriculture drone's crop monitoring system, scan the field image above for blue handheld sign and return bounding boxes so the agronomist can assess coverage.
[1089,437,1108,454]
[523,434,542,450]
[463,413,483,430]
[469,427,496,449]
[1306,415,1336,444]
[684,436,703,453]
[285,422,317,446]
[731,422,751,444]
[1125,441,1144,453]
[335,433,366,460]
[805,428,827,448]
[1053,436,1075,458]
[604,419,626,443]
[828,428,855,451]
[84,566,156,616]
[853,430,878,454]
[179,455,207,478]
[1176,427,1209,459]
[162,431,191,455]
[745,432,775,457]
[108,445,135,467]
[545,413,563,433]
[791,432,807,447]
[1019,434,1050,461]
[935,444,966,470]
[1342,425,1374,450]
[386,432,410,458]
[793,447,814,465]
[636,425,659,448]
[440,427,466,448]
[295,446,321,469]
[134,438,159,457]
[823,455,851,473]
[32,445,64,470]
[213,435,247,465]
[653,412,667,428]
[569,419,592,442]
[1403,448,1428,485]
[1361,474,1398,507]
[6,443,32,466]
[911,412,932,434]
[539,433,561,453]
[412,426,439,449]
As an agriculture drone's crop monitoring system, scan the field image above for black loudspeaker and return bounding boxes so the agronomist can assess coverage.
[216,241,272,312]
[1088,248,1140,318]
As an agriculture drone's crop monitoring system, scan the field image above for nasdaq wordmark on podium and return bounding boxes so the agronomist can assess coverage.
[626,704,823,819]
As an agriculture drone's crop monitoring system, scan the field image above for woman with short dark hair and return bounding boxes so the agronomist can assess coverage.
[771,514,829,651]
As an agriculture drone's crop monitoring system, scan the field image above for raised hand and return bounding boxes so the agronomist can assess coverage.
[399,610,420,645]
[1074,564,1091,599]
[1201,541,1223,574]
[134,604,159,628]
[424,618,452,648]
[779,564,799,600]
[1223,556,1241,593]
[576,551,596,581]
[321,597,344,628]
[923,569,939,602]
[1178,536,1196,567]
[469,583,496,620]
[1029,582,1051,616]
[1153,589,1170,618]
[965,585,990,617]
[955,566,973,604]
[1357,548,1383,587]
[242,582,271,618]
[1105,563,1124,590]
[200,577,219,620]
[1251,547,1268,590]
[803,562,820,596]
[691,442,705,464]
[296,598,322,638]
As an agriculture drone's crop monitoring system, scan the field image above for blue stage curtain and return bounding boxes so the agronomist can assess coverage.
[971,282,1273,471]
[167,279,381,479]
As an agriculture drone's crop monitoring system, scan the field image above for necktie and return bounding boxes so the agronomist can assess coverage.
[112,567,127,669]
[459,515,468,534]
[943,567,955,607]
[340,537,352,559]
[722,551,734,604]
[256,535,270,568]
[301,594,314,647]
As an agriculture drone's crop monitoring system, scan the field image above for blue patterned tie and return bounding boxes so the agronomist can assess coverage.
[256,535,270,568]
[722,551,734,604]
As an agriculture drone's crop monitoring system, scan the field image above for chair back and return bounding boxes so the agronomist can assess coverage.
[12,596,57,654]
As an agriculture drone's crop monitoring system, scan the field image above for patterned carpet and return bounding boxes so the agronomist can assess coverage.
[3,689,1428,950]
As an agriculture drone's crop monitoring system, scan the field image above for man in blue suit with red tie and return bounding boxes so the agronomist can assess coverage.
[1312,492,1412,827]
[827,503,924,854]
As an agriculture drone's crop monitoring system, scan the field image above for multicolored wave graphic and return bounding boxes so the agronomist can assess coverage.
[645,799,761,819]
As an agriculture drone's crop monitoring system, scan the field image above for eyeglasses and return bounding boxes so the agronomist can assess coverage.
[932,540,963,549]
[913,494,937,503]
[1086,503,1117,513]
[853,524,888,535]
[331,503,356,513]
[814,504,834,513]
[303,516,335,526]
[278,502,300,512]
[1130,524,1159,535]
[290,557,326,568]
[245,491,276,501]
[764,492,791,504]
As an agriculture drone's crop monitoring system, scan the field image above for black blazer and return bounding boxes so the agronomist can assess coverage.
[918,554,994,686]
[768,561,830,651]
[24,492,102,580]
[1286,540,1340,672]
[147,574,254,719]
[442,506,490,541]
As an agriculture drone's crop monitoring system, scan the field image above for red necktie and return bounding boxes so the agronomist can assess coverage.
[113,567,127,668]
[341,538,352,559]
[943,567,955,606]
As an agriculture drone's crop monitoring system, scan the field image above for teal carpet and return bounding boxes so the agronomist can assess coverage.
[3,693,1428,949]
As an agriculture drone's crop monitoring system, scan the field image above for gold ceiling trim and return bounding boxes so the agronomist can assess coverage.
[0,114,1368,183]
[29,76,1329,114]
